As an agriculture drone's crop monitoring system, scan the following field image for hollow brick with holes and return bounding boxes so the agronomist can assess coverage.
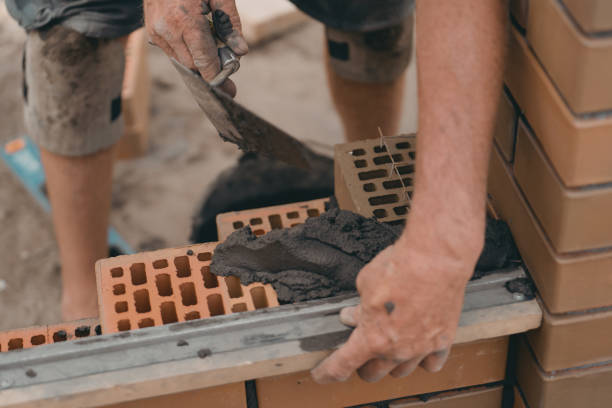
[0,325,48,352]
[216,198,329,240]
[47,319,101,344]
[96,242,279,333]
[334,135,415,224]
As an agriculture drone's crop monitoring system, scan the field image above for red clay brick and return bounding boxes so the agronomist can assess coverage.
[96,242,279,334]
[494,89,518,163]
[517,337,612,408]
[334,135,415,223]
[216,198,329,241]
[388,385,503,407]
[488,141,612,313]
[47,318,101,344]
[513,121,612,253]
[256,337,508,408]
[527,297,612,371]
[0,325,48,352]
[102,382,246,408]
[514,386,527,408]
[527,0,612,114]
[563,0,612,33]
[506,28,612,186]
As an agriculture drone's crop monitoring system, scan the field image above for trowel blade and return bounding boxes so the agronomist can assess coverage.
[172,59,324,170]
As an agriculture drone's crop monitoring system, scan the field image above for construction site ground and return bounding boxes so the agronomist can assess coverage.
[0,1,418,331]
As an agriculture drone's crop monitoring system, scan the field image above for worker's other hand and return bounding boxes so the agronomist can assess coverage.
[144,0,248,96]
[311,214,484,384]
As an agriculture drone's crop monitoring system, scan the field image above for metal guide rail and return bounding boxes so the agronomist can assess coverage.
[0,267,541,408]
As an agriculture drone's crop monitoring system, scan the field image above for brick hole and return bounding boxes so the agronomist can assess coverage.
[197,252,212,262]
[75,326,91,337]
[185,311,200,321]
[387,219,406,226]
[225,276,243,298]
[287,211,299,219]
[354,159,367,168]
[52,330,68,342]
[369,194,399,206]
[394,206,409,216]
[117,320,131,332]
[232,221,244,229]
[153,259,168,269]
[31,335,46,346]
[8,338,23,350]
[373,209,388,219]
[397,164,415,175]
[373,145,387,153]
[253,229,265,236]
[358,169,387,181]
[174,256,191,278]
[307,209,320,217]
[113,283,126,295]
[383,178,413,189]
[134,289,152,313]
[269,214,283,230]
[161,302,179,324]
[232,303,248,313]
[351,148,366,156]
[373,154,403,165]
[201,266,219,288]
[138,318,155,328]
[396,141,411,150]
[207,294,225,316]
[155,274,173,296]
[95,325,102,335]
[250,287,269,309]
[180,282,198,306]
[110,267,123,278]
[250,218,263,226]
[115,301,129,313]
[409,151,416,160]
[130,263,147,285]
[363,183,376,192]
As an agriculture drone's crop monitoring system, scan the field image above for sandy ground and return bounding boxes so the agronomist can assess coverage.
[0,2,417,330]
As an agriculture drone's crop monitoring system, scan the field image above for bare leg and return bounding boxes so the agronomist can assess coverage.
[325,53,406,142]
[41,146,115,321]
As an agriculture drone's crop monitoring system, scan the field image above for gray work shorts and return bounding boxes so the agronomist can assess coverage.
[290,0,416,83]
[23,26,125,156]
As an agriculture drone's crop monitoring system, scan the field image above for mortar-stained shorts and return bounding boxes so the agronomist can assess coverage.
[289,0,415,83]
[23,25,125,156]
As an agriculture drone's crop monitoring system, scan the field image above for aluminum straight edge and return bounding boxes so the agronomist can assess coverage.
[0,268,541,408]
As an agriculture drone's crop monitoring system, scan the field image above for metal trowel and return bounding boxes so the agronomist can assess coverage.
[172,59,328,170]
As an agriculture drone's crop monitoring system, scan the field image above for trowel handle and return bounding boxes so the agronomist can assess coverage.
[205,10,241,87]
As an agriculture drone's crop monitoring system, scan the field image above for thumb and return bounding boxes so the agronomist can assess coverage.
[209,0,249,55]
[339,305,361,327]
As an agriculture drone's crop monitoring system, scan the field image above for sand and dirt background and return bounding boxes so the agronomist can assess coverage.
[0,1,417,330]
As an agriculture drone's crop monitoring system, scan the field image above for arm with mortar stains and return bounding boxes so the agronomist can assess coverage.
[143,0,248,96]
[312,0,508,383]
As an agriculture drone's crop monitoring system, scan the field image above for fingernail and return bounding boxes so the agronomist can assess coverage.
[339,308,357,327]
[227,34,249,55]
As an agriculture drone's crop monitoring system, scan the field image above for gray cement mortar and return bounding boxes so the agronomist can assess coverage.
[211,206,518,303]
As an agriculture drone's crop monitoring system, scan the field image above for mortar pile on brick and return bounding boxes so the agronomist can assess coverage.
[96,242,279,333]
[334,135,415,224]
[216,198,329,241]
[0,319,100,353]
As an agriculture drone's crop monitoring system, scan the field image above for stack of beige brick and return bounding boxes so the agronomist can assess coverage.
[490,1,612,406]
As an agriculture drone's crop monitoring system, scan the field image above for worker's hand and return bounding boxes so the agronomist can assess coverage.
[311,213,484,383]
[144,0,248,96]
